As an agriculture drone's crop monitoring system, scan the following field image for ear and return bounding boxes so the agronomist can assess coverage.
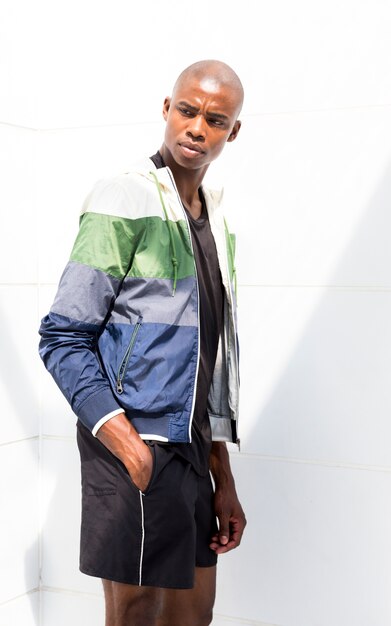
[162,97,171,121]
[227,120,241,143]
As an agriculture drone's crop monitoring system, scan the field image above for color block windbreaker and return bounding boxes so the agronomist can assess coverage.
[39,157,240,444]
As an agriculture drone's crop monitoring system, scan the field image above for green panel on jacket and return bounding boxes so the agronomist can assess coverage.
[224,219,237,294]
[70,211,196,280]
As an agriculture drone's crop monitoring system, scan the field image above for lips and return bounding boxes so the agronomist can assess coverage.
[179,141,205,155]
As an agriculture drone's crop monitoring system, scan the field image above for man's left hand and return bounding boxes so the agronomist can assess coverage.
[210,484,246,554]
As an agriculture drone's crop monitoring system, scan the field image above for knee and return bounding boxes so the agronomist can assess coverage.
[104,582,162,626]
[108,602,159,626]
[203,607,214,625]
[120,601,158,626]
[197,607,213,626]
[159,607,213,626]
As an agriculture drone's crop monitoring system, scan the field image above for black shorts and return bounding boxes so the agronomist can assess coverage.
[76,422,218,589]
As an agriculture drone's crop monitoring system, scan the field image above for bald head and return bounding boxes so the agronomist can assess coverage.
[161,59,243,172]
[172,59,244,116]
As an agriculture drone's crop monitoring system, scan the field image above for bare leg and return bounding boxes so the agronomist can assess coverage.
[158,566,216,626]
[103,579,164,626]
[102,566,216,626]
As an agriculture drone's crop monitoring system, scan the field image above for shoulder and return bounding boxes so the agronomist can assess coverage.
[81,157,161,220]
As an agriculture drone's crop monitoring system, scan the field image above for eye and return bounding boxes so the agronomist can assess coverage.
[178,106,194,117]
[208,118,225,127]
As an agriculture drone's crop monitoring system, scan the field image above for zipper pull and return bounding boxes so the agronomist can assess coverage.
[116,380,124,394]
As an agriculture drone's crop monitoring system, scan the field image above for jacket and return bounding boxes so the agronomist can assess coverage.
[39,156,240,444]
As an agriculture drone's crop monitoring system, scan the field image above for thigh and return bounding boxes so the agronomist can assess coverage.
[158,566,217,626]
[103,567,216,626]
[103,579,164,626]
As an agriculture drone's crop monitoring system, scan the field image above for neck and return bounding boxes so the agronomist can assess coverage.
[159,144,208,218]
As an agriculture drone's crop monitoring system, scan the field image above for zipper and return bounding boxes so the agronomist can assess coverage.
[116,316,143,394]
[166,168,200,443]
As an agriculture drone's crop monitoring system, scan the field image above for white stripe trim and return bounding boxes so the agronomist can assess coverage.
[139,434,169,442]
[138,491,145,586]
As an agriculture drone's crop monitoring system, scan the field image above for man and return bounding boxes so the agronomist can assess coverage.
[39,59,246,626]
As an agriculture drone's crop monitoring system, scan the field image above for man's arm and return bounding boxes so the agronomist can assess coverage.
[39,182,138,433]
[95,412,153,492]
[39,181,156,492]
[208,441,246,554]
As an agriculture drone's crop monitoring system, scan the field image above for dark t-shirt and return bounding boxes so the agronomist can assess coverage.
[149,151,224,475]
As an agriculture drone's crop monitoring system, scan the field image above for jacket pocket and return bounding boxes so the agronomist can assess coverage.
[116,316,143,394]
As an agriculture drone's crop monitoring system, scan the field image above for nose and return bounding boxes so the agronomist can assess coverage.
[186,114,206,141]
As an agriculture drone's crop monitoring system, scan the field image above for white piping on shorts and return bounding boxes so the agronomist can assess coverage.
[138,491,145,586]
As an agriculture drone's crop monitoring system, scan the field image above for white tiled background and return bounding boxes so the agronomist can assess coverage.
[1,1,391,625]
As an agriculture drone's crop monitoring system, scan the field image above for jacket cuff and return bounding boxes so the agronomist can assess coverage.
[77,389,123,433]
[92,409,125,437]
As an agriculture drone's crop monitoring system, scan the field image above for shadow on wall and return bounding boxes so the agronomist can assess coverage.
[0,303,40,625]
[234,158,391,624]
[243,157,391,465]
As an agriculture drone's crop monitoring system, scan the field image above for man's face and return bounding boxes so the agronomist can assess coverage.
[162,75,241,171]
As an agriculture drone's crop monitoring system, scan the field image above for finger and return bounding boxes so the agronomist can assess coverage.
[229,517,246,542]
[217,515,230,545]
[210,538,238,554]
[230,517,245,537]
[127,446,154,492]
[210,519,245,553]
[209,534,238,552]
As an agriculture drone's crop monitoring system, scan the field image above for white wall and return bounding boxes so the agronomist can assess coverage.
[1,1,391,625]
[0,124,40,621]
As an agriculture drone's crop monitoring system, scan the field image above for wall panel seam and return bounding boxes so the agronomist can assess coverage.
[0,436,39,448]
[230,452,391,474]
[0,589,40,607]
